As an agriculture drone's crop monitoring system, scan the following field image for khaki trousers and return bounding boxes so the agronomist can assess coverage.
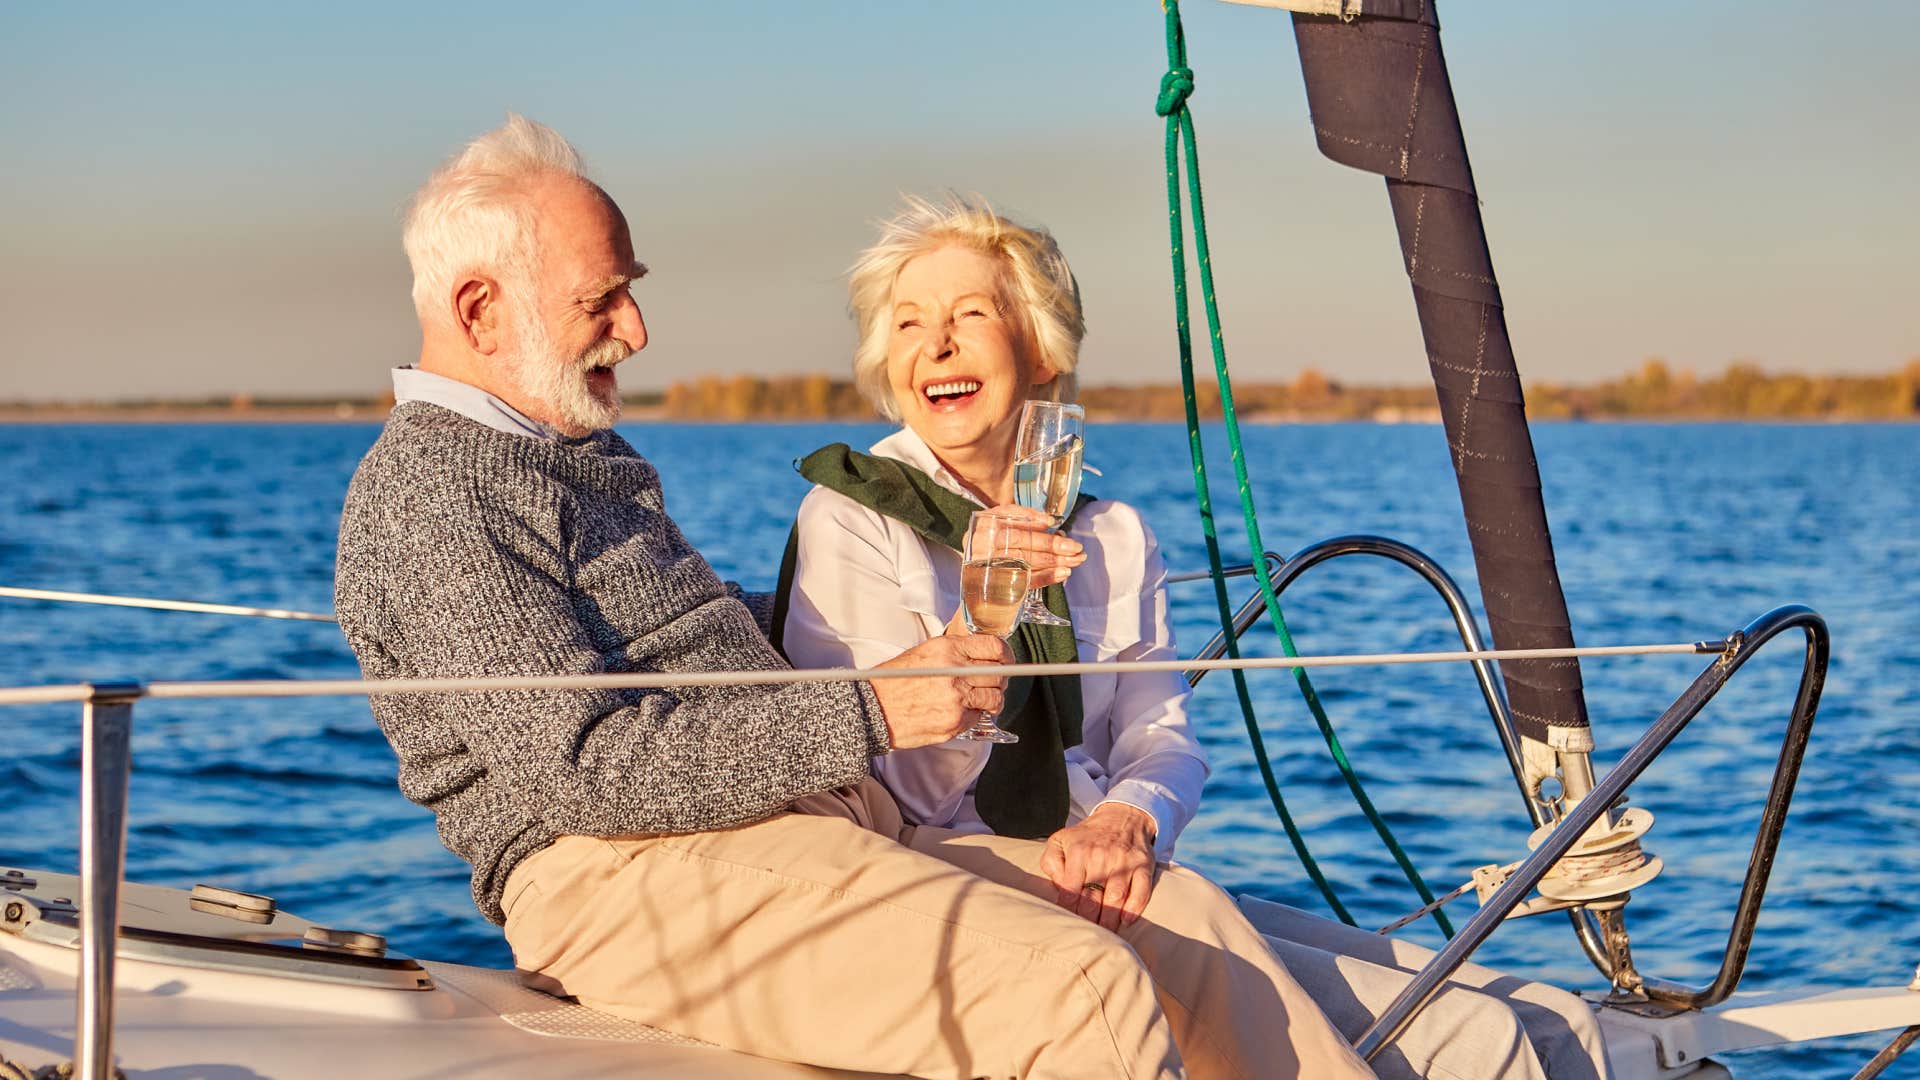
[1238,897,1611,1080]
[501,779,1373,1080]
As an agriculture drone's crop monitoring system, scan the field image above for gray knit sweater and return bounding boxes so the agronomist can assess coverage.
[334,403,890,923]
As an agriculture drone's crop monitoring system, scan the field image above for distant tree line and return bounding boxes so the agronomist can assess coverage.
[6,361,1915,421]
[660,374,867,420]
[658,361,1920,422]
[1526,359,1920,420]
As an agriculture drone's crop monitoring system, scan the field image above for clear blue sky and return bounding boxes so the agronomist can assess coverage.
[2,2,1914,402]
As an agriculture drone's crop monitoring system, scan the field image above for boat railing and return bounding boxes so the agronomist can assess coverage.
[0,587,1823,1076]
[1174,535,1528,815]
[1355,602,1829,1062]
[1169,535,1618,977]
[1164,539,1832,1062]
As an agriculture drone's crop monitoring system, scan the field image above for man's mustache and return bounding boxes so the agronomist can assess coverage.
[578,337,633,370]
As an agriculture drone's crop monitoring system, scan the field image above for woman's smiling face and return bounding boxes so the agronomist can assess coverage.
[884,244,1053,464]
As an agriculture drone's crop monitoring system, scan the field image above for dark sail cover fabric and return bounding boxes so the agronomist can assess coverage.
[1289,3,1592,748]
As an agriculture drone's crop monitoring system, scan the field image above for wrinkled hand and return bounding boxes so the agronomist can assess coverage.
[1039,803,1159,931]
[871,633,1011,749]
[981,504,1085,589]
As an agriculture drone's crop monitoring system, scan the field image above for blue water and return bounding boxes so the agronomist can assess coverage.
[1,420,1916,1076]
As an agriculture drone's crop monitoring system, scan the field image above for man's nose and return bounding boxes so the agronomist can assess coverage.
[614,293,648,353]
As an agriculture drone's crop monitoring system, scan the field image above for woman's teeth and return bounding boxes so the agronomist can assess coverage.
[925,379,982,402]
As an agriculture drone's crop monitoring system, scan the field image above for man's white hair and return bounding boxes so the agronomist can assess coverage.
[403,114,586,327]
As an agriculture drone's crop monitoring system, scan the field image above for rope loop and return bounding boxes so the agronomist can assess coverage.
[1156,67,1195,116]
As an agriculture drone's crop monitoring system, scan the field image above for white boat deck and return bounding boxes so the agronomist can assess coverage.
[7,864,1920,1078]
[0,868,897,1078]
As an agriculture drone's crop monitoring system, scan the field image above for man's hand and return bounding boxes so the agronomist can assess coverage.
[1040,803,1159,931]
[871,633,1011,749]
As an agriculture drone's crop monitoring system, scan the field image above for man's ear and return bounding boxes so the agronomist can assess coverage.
[454,276,502,355]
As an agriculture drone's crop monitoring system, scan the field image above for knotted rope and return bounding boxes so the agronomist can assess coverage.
[1155,67,1194,116]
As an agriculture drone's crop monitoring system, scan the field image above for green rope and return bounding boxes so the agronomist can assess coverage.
[1157,0,1452,936]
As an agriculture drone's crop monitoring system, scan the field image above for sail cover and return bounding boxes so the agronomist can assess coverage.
[1244,0,1595,758]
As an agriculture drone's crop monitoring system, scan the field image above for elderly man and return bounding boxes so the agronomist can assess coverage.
[334,115,1377,1079]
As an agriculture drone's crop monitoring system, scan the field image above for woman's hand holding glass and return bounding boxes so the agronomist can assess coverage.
[1012,401,1086,626]
[945,508,1081,641]
[977,505,1084,589]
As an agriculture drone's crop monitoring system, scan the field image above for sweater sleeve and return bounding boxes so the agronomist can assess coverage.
[370,477,887,837]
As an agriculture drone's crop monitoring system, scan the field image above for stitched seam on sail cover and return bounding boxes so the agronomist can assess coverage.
[1453,305,1489,471]
[1313,128,1458,164]
[1428,354,1520,379]
[1398,30,1427,181]
[1409,186,1427,276]
[1427,265,1499,286]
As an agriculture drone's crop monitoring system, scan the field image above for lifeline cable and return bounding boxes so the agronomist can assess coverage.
[0,586,336,622]
[0,639,1730,707]
[1157,0,1451,932]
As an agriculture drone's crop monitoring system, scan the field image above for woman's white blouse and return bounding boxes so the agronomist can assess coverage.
[782,428,1208,860]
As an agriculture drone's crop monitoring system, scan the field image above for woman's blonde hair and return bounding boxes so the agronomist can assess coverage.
[847,194,1083,421]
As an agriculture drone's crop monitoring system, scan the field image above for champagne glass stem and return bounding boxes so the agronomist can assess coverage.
[1018,524,1070,626]
[958,704,1019,743]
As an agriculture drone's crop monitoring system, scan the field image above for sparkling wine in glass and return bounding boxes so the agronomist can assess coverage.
[1011,400,1085,626]
[957,511,1028,743]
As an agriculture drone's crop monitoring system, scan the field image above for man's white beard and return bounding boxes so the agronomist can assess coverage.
[506,314,632,434]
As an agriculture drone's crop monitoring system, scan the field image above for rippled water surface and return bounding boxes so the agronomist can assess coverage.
[2,420,1915,1077]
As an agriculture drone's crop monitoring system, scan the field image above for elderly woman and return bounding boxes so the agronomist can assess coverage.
[780,194,1200,929]
[779,195,1612,1080]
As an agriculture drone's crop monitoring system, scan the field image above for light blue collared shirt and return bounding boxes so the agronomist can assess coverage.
[390,366,558,442]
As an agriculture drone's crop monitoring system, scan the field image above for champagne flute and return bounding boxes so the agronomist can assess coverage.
[1011,400,1085,626]
[956,510,1028,744]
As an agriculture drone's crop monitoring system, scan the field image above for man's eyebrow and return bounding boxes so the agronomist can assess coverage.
[577,262,650,299]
